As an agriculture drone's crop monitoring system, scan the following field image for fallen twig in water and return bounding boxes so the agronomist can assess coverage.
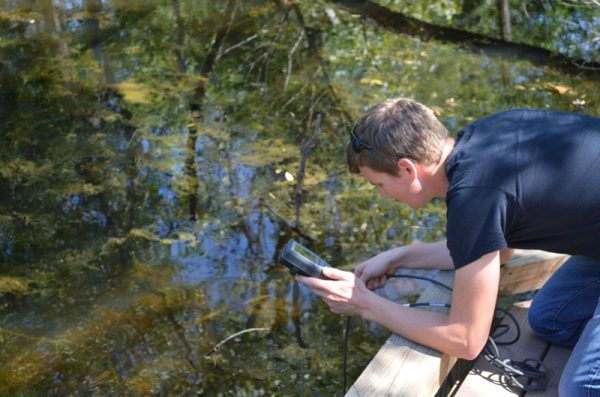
[204,327,270,357]
[264,203,316,243]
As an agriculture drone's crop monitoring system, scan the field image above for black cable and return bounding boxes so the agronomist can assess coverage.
[343,316,350,394]
[489,307,521,346]
[482,337,549,391]
[387,273,453,291]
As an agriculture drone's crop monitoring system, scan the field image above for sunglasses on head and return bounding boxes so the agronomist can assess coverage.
[349,123,373,153]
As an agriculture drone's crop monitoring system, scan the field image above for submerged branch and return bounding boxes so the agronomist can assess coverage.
[204,327,270,357]
[264,202,316,243]
[221,32,259,56]
[158,291,201,377]
[295,96,324,227]
[259,9,291,82]
[284,30,305,91]
[276,66,322,114]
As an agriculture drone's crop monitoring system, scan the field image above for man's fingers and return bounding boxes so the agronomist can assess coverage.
[321,266,351,280]
[354,264,365,278]
[295,275,322,289]
[295,274,335,292]
[366,279,377,290]
[364,275,387,290]
[311,288,330,299]
[359,273,372,285]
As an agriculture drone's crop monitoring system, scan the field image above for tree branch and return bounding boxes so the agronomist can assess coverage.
[328,0,600,80]
[264,202,315,243]
[204,327,270,357]
[284,30,305,91]
[221,32,259,56]
[291,3,354,126]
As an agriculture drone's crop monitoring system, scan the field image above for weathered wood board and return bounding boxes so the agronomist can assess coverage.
[345,271,454,397]
[525,344,571,397]
[498,251,568,296]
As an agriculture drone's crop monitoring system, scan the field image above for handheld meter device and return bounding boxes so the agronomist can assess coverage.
[279,239,331,279]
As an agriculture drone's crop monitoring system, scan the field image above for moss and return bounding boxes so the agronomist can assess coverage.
[0,276,32,297]
[113,82,153,105]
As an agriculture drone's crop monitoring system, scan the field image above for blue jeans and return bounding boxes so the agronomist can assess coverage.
[528,255,600,396]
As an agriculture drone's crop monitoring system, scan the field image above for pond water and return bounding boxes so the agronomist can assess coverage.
[0,1,598,396]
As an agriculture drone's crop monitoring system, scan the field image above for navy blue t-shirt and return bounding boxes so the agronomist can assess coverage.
[445,109,600,269]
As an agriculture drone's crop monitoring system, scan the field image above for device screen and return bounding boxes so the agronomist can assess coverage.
[292,242,318,263]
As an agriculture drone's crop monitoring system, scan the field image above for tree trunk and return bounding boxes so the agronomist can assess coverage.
[498,0,512,42]
[328,0,599,80]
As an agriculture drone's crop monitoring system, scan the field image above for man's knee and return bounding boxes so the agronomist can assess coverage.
[528,299,580,347]
[528,299,555,339]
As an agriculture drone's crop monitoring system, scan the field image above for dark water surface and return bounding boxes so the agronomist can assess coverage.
[1,1,598,396]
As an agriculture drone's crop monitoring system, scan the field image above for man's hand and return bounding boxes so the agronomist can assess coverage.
[296,267,374,317]
[355,241,455,290]
[354,251,396,290]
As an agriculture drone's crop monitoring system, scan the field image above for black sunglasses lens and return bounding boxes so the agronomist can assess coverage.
[350,131,371,153]
[351,135,362,153]
[350,124,370,153]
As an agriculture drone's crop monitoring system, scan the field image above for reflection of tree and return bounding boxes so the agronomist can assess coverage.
[173,0,237,222]
[157,289,201,381]
[37,0,68,55]
[291,279,308,348]
[82,0,115,84]
[1,1,599,395]
[266,3,355,245]
[245,274,272,330]
[295,104,323,229]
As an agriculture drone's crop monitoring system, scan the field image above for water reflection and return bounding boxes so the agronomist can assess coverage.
[1,0,598,395]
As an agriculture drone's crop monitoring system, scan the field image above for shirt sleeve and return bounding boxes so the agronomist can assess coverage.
[446,186,512,269]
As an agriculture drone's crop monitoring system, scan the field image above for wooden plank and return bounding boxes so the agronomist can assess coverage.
[454,301,548,397]
[525,344,571,397]
[346,271,454,397]
[499,251,568,296]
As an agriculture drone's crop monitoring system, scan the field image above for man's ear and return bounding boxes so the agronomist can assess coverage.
[396,158,417,180]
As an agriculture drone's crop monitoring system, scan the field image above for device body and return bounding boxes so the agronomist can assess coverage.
[279,239,331,279]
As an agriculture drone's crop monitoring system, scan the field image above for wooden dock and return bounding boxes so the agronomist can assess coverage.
[346,250,569,397]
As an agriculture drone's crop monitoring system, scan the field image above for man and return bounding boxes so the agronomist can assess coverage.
[297,98,600,395]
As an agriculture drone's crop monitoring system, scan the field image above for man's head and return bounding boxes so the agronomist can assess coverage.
[346,98,449,176]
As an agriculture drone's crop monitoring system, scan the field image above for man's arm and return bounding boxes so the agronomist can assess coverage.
[391,241,512,269]
[363,251,500,359]
[355,240,453,290]
[300,250,501,360]
[393,240,454,270]
[500,247,514,264]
